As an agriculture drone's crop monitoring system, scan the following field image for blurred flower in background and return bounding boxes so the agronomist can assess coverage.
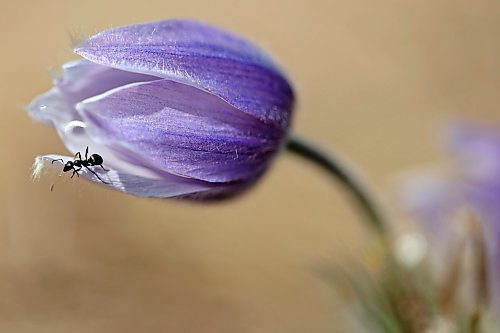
[329,121,500,332]
[402,122,500,313]
[28,19,294,199]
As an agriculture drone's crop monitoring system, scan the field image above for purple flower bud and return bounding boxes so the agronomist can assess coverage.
[28,20,294,199]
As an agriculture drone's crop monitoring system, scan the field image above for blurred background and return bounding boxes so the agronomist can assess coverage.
[2,0,500,332]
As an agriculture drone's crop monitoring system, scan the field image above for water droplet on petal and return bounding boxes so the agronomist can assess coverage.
[64,120,87,136]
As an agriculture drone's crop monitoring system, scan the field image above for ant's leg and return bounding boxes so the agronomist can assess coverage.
[71,167,82,178]
[85,146,89,160]
[100,165,110,172]
[51,159,64,164]
[74,152,82,160]
[84,166,109,184]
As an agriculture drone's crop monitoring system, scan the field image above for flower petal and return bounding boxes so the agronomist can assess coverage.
[50,120,193,182]
[38,155,216,198]
[77,79,281,183]
[28,61,159,129]
[55,60,159,104]
[27,87,75,128]
[74,19,294,129]
[400,168,467,276]
[445,122,500,183]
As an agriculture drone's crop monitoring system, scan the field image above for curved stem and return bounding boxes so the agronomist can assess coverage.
[286,135,390,238]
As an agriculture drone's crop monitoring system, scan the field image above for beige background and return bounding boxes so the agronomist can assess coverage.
[2,0,500,332]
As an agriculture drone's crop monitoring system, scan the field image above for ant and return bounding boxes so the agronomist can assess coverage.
[52,146,109,184]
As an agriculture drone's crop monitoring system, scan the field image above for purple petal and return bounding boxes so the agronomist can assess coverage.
[39,155,216,198]
[28,92,136,175]
[399,169,466,268]
[28,61,159,129]
[77,79,281,183]
[27,87,76,128]
[445,122,500,183]
[74,19,294,129]
[47,120,195,182]
[55,60,159,104]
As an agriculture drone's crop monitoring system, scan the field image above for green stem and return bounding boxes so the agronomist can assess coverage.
[286,135,390,238]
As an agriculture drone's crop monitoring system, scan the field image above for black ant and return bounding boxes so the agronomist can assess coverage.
[52,146,109,184]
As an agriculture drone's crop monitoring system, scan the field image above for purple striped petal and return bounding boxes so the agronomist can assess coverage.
[74,19,294,130]
[28,60,160,129]
[77,79,281,183]
[56,60,159,103]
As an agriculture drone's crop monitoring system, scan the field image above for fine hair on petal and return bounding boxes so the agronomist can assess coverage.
[31,156,47,181]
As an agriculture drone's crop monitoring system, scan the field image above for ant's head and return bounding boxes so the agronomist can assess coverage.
[88,154,103,166]
[63,161,74,172]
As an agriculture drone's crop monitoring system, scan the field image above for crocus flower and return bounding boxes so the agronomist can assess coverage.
[28,20,294,199]
[400,122,500,315]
